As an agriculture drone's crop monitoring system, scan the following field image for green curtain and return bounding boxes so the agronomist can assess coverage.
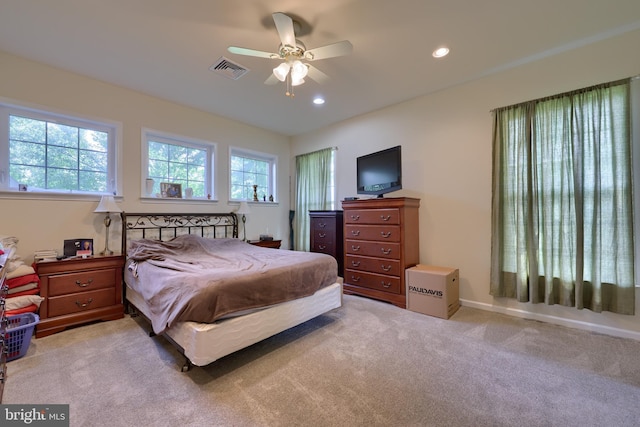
[295,147,334,251]
[490,79,635,314]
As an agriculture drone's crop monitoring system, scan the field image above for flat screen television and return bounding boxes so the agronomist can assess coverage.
[356,145,402,197]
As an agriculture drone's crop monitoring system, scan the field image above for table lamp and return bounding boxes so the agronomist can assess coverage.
[236,201,251,241]
[94,195,122,255]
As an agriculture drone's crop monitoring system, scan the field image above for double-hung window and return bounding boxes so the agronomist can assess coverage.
[0,104,119,195]
[142,129,215,199]
[230,147,277,202]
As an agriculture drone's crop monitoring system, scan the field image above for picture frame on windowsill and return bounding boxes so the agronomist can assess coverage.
[161,182,182,198]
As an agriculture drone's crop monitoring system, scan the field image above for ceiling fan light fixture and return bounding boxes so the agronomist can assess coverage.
[291,77,305,87]
[291,60,308,80]
[273,62,290,81]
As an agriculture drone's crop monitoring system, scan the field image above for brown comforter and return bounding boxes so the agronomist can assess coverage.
[126,235,338,334]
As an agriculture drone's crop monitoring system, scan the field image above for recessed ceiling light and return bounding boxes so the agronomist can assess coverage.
[313,97,325,105]
[432,47,450,58]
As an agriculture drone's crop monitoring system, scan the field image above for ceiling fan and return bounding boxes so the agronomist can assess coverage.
[227,12,353,97]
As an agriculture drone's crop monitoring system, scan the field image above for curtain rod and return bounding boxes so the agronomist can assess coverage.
[490,74,639,112]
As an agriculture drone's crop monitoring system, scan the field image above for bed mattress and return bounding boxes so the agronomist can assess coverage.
[126,281,342,366]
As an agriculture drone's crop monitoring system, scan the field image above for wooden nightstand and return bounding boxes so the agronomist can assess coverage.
[35,255,125,338]
[249,239,282,249]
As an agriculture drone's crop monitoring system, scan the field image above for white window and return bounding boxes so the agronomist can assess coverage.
[230,147,277,202]
[142,129,215,199]
[0,103,119,195]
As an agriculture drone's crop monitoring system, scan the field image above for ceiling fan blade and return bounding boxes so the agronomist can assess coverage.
[306,65,329,84]
[264,74,279,85]
[272,12,296,48]
[306,40,353,61]
[228,46,276,59]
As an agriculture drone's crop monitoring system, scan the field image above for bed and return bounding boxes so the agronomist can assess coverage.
[120,212,342,371]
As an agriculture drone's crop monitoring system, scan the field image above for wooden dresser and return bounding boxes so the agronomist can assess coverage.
[35,255,124,338]
[342,197,420,308]
[309,210,344,277]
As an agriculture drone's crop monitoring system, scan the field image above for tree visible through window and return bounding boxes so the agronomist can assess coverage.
[230,148,276,201]
[143,129,214,199]
[7,114,113,193]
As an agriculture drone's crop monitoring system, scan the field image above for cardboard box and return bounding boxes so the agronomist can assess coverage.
[406,265,460,319]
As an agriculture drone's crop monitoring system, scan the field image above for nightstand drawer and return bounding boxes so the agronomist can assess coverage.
[48,268,117,296]
[48,288,116,317]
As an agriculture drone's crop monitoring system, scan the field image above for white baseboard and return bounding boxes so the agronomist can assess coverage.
[460,299,640,342]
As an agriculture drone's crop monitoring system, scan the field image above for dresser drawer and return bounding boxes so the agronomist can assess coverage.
[48,268,117,296]
[345,255,401,276]
[311,218,337,233]
[344,269,401,294]
[312,228,335,242]
[345,240,401,259]
[344,209,400,225]
[311,240,336,254]
[48,288,116,317]
[345,224,401,242]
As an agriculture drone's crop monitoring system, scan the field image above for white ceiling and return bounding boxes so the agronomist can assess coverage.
[1,1,639,136]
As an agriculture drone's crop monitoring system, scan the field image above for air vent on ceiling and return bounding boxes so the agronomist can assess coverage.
[209,57,249,80]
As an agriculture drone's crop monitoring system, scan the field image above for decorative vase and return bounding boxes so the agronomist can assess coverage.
[252,185,259,202]
[145,178,154,197]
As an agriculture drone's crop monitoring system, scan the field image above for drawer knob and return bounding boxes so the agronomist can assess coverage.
[319,232,326,238]
[75,298,94,308]
[351,261,361,267]
[350,215,360,221]
[318,244,327,250]
[380,231,392,238]
[351,245,361,252]
[381,265,391,272]
[381,248,392,255]
[350,230,360,236]
[381,281,392,288]
[318,222,326,228]
[75,278,94,288]
[380,215,391,221]
[350,276,361,283]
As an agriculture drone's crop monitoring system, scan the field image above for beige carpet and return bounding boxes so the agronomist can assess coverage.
[4,295,640,427]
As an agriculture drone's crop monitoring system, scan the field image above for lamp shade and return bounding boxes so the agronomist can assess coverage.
[273,63,290,82]
[236,201,251,215]
[94,195,122,213]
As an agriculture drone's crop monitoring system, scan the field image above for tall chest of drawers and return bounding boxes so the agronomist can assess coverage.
[35,255,124,338]
[309,210,344,277]
[341,197,420,308]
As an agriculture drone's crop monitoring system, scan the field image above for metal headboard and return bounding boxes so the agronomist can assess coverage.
[120,212,239,256]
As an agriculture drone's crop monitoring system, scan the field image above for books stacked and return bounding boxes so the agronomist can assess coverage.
[34,249,58,263]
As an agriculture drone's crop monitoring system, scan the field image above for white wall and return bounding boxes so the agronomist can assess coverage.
[0,51,292,259]
[292,28,640,339]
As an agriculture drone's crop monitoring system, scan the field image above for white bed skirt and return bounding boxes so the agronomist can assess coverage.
[126,282,343,366]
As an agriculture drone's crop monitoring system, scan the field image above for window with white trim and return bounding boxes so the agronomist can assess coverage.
[230,147,277,202]
[142,129,215,199]
[0,104,118,195]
